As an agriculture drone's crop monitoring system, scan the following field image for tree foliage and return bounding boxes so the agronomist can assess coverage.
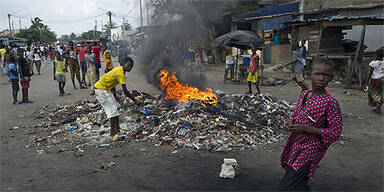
[80,30,102,40]
[16,17,57,43]
[150,0,259,20]
[102,22,119,37]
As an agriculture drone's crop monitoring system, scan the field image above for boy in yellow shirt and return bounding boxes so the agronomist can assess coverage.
[53,52,67,96]
[94,56,140,136]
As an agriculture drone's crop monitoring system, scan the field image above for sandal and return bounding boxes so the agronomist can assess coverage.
[13,101,21,105]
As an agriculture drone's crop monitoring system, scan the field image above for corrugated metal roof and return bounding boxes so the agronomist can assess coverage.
[234,1,298,23]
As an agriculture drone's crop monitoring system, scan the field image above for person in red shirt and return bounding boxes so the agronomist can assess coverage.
[246,48,261,95]
[92,43,102,79]
[279,59,342,191]
[75,42,89,85]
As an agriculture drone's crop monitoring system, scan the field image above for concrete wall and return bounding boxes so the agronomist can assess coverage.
[303,0,383,12]
[271,44,291,65]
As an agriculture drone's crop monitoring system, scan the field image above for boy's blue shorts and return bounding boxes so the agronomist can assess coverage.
[11,80,19,92]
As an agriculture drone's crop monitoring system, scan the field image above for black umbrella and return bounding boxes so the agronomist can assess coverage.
[214,30,264,50]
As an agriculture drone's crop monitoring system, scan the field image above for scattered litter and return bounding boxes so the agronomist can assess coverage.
[67,125,78,131]
[99,144,111,148]
[24,91,293,153]
[101,161,116,170]
[219,158,240,179]
[36,149,45,155]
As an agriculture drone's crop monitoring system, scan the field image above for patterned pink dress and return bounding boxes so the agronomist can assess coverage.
[280,90,343,178]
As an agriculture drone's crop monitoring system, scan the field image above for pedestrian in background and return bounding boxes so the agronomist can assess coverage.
[103,48,113,73]
[53,52,67,96]
[17,48,33,103]
[65,41,85,89]
[25,47,34,75]
[224,51,235,83]
[279,59,342,191]
[33,48,43,75]
[75,42,89,85]
[85,47,96,95]
[368,51,384,114]
[0,45,6,74]
[6,54,21,104]
[246,48,261,94]
[92,43,102,79]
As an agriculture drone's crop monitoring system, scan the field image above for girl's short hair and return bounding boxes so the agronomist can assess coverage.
[311,59,335,72]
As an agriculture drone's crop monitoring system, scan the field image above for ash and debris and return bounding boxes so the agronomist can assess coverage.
[23,90,295,154]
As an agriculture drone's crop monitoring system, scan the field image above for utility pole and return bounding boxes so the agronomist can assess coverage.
[122,18,125,40]
[8,14,12,37]
[94,20,97,40]
[108,11,112,43]
[11,21,14,35]
[19,19,21,30]
[139,0,143,29]
[101,21,104,32]
[146,5,149,26]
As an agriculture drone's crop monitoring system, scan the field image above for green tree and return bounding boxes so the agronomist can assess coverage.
[69,33,77,40]
[30,17,44,30]
[80,30,102,40]
[150,0,259,20]
[59,34,70,42]
[16,17,56,43]
[103,22,119,37]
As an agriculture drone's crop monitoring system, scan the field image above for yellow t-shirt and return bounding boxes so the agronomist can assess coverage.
[104,50,113,70]
[94,66,126,90]
[54,59,66,75]
[0,48,6,61]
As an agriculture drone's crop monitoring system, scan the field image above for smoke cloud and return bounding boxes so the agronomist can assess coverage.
[136,0,235,89]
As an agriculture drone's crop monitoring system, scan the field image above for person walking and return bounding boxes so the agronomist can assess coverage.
[65,41,85,89]
[246,48,261,94]
[85,47,96,95]
[368,51,384,114]
[33,48,43,75]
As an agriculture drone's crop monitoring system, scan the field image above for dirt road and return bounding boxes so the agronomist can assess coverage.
[1,58,383,191]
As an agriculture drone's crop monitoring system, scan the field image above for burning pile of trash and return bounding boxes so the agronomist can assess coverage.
[25,71,294,154]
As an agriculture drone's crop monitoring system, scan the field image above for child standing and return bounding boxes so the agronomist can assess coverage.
[53,52,67,96]
[7,55,21,104]
[279,59,342,191]
[368,51,384,114]
[85,47,96,95]
[246,48,261,94]
[17,48,33,103]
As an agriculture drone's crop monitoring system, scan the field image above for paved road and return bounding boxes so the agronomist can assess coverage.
[1,58,383,191]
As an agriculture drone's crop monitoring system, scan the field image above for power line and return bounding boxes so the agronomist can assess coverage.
[43,13,106,23]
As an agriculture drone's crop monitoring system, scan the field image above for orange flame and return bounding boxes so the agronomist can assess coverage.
[158,70,218,105]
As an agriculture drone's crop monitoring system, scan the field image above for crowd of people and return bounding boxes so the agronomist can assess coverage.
[0,40,120,103]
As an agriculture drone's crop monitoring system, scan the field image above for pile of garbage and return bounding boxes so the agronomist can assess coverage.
[25,90,294,154]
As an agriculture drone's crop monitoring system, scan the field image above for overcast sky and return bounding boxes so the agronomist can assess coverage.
[0,0,150,36]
